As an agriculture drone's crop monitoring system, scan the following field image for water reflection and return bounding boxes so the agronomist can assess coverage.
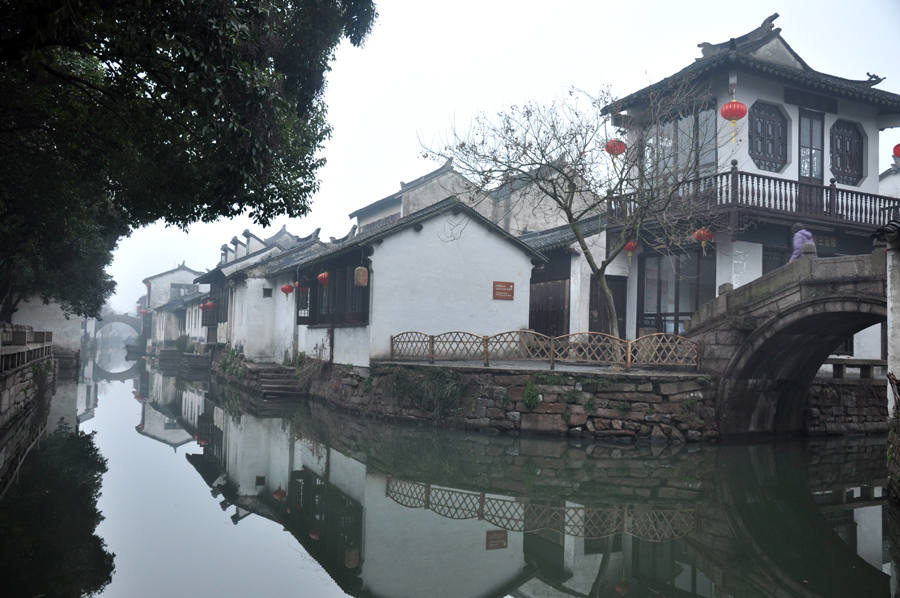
[121,368,891,598]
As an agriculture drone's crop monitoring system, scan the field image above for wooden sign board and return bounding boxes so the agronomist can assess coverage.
[486,530,508,550]
[493,281,514,301]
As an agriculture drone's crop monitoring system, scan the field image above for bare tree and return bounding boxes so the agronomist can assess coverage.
[424,78,736,338]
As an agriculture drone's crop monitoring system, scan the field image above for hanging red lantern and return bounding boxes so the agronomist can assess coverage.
[203,301,215,310]
[721,100,747,144]
[294,281,299,288]
[317,271,329,285]
[694,227,714,255]
[139,309,148,314]
[605,139,627,156]
[624,240,638,267]
[894,143,900,158]
[280,283,294,296]
[615,581,633,596]
[273,488,286,500]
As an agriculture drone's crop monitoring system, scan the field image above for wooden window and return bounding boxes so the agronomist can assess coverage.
[748,101,787,172]
[762,247,789,275]
[262,287,273,298]
[309,263,369,326]
[799,109,824,183]
[830,120,863,185]
[638,251,715,335]
[643,103,717,183]
[296,287,312,325]
[216,289,228,324]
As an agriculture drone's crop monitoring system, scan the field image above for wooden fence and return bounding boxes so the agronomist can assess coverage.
[386,477,696,542]
[390,330,698,371]
[0,329,53,373]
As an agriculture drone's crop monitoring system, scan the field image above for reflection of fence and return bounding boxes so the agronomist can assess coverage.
[386,477,696,542]
[390,330,698,371]
[0,330,53,373]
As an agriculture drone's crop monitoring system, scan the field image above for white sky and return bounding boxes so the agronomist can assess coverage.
[108,0,900,312]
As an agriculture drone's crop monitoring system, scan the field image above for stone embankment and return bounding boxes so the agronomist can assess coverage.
[308,363,719,443]
[805,377,889,435]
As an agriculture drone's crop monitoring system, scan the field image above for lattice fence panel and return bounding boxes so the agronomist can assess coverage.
[386,477,427,508]
[391,332,430,360]
[487,331,551,360]
[628,508,697,542]
[482,498,526,531]
[574,507,625,538]
[553,333,628,365]
[430,488,481,519]
[631,334,699,367]
[433,332,484,360]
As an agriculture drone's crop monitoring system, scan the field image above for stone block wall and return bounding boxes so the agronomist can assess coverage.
[805,378,889,435]
[307,363,720,443]
[0,357,57,495]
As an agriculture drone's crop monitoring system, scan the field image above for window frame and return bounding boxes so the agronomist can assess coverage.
[748,101,788,173]
[830,119,864,186]
[299,260,370,327]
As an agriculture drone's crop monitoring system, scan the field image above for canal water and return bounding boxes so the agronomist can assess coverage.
[2,357,899,598]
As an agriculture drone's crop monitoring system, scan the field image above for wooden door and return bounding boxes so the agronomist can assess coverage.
[798,109,824,215]
[529,279,569,337]
[589,276,627,336]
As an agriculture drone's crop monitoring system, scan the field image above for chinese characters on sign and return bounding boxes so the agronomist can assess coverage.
[813,235,837,249]
[493,282,514,300]
[486,530,508,550]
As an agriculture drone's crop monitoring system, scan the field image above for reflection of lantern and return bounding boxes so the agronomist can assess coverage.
[894,143,900,158]
[309,528,320,540]
[273,488,286,500]
[280,283,294,296]
[605,139,627,156]
[694,227,714,255]
[317,271,329,285]
[203,301,215,310]
[139,309,148,314]
[624,240,638,266]
[199,438,209,446]
[354,266,369,287]
[615,581,633,595]
[720,100,747,143]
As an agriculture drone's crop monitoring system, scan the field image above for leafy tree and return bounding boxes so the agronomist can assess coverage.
[0,424,114,597]
[0,0,377,320]
[425,82,731,338]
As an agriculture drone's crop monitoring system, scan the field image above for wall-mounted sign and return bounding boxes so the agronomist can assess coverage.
[486,530,508,550]
[812,235,837,249]
[493,281,514,300]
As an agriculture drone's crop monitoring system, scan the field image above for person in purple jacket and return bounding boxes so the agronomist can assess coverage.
[789,222,816,262]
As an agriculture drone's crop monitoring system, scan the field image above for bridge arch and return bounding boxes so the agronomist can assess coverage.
[93,359,143,382]
[95,314,142,337]
[717,296,886,436]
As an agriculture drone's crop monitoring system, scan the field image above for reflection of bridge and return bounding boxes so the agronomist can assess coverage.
[685,253,886,435]
[94,313,142,336]
[93,360,142,382]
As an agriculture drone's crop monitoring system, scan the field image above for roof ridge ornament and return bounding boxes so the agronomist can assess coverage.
[865,72,885,87]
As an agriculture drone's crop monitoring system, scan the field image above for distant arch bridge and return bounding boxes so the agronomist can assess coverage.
[94,313,142,337]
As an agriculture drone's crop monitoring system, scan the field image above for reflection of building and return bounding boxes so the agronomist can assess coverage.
[134,369,193,450]
[176,390,891,598]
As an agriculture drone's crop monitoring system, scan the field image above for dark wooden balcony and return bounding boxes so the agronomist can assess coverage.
[608,160,900,230]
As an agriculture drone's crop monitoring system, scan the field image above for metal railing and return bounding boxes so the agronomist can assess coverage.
[608,162,900,227]
[390,330,698,371]
[0,329,53,373]
[386,477,696,542]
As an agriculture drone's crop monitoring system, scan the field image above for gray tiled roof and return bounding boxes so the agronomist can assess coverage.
[608,19,900,114]
[347,160,456,220]
[518,217,605,252]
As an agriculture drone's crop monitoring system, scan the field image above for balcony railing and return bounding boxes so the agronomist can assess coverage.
[608,160,900,227]
[0,329,53,373]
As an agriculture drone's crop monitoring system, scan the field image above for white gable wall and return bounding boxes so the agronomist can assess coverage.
[11,301,85,352]
[367,214,534,360]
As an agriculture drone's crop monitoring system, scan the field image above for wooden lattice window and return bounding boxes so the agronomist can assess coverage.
[748,101,788,173]
[830,120,864,185]
[310,263,369,326]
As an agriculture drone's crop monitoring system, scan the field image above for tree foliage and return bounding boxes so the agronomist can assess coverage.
[0,424,114,597]
[425,81,730,337]
[0,0,377,320]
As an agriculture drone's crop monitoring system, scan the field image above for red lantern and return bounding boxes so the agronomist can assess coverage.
[280,283,294,296]
[615,581,633,596]
[309,527,320,540]
[139,309,148,314]
[694,227,713,254]
[203,301,215,310]
[624,240,638,267]
[721,100,747,144]
[894,143,900,158]
[317,271,329,285]
[605,139,627,156]
[273,488,286,500]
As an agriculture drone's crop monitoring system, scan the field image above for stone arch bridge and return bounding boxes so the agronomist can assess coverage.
[683,252,886,436]
[94,313,142,337]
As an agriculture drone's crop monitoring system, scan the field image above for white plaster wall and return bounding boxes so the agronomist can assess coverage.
[888,247,900,415]
[225,414,290,496]
[324,448,367,505]
[146,269,201,309]
[724,72,882,194]
[11,300,84,352]
[853,324,882,360]
[368,214,534,360]
[714,236,763,292]
[855,504,883,569]
[332,326,371,368]
[568,232,614,334]
[401,172,479,217]
[882,169,900,199]
[360,472,526,598]
[236,278,276,361]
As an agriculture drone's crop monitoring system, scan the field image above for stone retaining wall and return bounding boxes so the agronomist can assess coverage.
[805,377,889,435]
[308,363,720,443]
